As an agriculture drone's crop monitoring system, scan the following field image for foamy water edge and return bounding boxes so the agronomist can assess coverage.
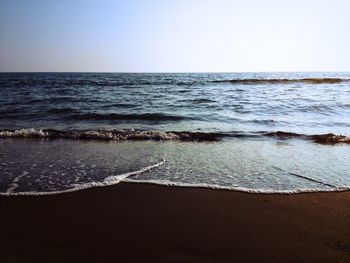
[0,159,166,196]
[2,167,350,196]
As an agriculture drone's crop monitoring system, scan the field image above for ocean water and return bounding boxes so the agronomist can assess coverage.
[0,72,349,195]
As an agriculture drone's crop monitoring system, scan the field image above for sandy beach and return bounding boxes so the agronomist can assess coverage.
[0,182,349,262]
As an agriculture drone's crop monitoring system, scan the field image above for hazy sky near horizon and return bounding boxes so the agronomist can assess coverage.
[0,0,349,72]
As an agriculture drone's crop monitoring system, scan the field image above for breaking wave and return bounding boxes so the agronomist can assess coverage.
[264,131,350,145]
[0,128,349,145]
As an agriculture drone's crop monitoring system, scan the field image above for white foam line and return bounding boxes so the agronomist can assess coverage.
[6,171,29,194]
[0,128,48,138]
[2,159,350,196]
[124,179,350,194]
[0,159,165,196]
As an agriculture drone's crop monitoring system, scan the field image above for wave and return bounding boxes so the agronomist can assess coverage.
[212,78,349,85]
[175,98,216,104]
[0,128,222,141]
[191,99,216,104]
[1,159,165,196]
[101,103,136,109]
[264,131,350,144]
[47,108,79,114]
[68,113,188,121]
[0,128,349,145]
[29,97,84,104]
[0,109,21,115]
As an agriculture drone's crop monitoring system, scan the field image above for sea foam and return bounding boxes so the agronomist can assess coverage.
[0,159,165,196]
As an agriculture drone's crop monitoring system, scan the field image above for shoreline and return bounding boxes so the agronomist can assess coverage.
[2,179,350,196]
[1,182,350,262]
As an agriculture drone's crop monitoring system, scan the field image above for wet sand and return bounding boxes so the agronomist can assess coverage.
[0,182,350,262]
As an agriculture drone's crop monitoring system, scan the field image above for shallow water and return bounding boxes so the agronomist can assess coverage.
[0,138,349,194]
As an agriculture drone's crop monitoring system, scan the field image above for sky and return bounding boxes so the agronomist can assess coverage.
[0,0,349,72]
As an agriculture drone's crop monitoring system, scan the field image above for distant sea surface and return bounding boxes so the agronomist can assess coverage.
[0,72,350,194]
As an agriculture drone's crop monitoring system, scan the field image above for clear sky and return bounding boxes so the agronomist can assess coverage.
[0,0,349,72]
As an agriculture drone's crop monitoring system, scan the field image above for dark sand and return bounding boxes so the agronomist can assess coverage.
[1,182,350,263]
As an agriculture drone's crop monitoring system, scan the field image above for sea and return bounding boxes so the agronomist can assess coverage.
[0,72,349,195]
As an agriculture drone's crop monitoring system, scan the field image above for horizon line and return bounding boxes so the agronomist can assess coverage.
[1,70,349,74]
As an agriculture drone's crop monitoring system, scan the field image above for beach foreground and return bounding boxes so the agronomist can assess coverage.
[1,182,350,263]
